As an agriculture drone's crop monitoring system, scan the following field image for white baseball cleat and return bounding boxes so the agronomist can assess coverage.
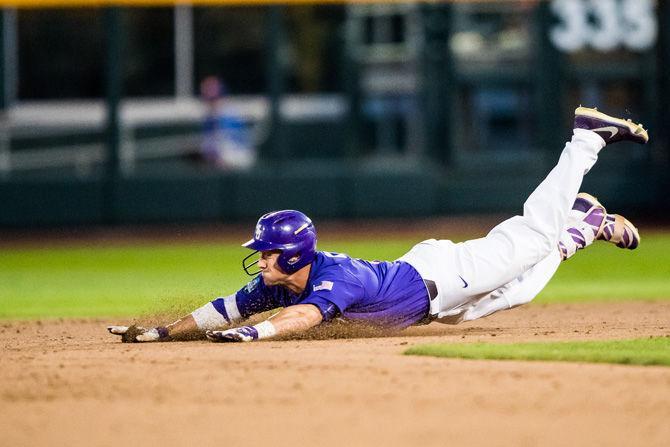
[559,192,640,260]
[574,106,649,145]
[573,192,640,249]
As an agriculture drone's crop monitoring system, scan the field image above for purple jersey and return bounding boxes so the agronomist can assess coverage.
[216,251,430,330]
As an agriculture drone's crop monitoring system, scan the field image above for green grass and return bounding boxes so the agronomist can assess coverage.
[537,232,670,302]
[0,244,246,318]
[404,337,670,366]
[1,233,669,319]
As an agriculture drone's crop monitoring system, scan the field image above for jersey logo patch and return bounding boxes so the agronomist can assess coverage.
[245,277,260,293]
[313,281,334,292]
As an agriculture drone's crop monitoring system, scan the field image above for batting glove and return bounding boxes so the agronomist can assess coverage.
[107,325,170,343]
[205,326,258,343]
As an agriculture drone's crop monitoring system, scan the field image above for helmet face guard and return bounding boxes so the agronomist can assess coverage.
[242,210,317,276]
[242,251,262,276]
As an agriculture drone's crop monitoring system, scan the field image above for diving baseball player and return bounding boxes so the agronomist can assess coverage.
[109,106,647,343]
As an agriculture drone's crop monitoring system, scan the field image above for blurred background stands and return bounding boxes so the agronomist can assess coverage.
[0,0,667,226]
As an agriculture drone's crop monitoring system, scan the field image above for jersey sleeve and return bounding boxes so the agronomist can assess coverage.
[301,272,365,322]
[207,276,287,323]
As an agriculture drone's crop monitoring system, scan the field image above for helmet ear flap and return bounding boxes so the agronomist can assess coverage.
[276,252,302,274]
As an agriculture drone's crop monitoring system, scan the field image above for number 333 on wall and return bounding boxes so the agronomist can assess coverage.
[550,0,658,52]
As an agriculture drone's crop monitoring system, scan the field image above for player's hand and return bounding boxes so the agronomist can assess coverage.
[107,325,169,343]
[205,326,258,343]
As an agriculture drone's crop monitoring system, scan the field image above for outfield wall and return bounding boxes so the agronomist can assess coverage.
[0,156,655,227]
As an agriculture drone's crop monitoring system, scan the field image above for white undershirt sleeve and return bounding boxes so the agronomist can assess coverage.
[222,294,242,322]
[191,294,242,330]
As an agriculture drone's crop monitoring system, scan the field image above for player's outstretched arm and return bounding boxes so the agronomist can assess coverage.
[108,274,291,343]
[107,294,250,342]
[107,314,203,343]
[205,304,323,343]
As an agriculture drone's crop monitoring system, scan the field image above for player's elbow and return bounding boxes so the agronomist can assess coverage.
[294,304,324,327]
[270,304,323,332]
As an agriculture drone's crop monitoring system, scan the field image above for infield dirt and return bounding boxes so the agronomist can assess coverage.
[2,301,669,447]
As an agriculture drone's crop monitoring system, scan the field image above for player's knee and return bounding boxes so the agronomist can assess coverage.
[535,233,556,259]
[522,227,556,261]
[496,224,555,260]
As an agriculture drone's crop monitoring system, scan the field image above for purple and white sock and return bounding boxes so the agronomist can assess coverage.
[558,222,597,261]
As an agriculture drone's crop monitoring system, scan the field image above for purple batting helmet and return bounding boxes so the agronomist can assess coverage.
[242,210,317,275]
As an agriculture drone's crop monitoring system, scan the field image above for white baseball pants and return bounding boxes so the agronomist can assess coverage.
[399,129,605,323]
